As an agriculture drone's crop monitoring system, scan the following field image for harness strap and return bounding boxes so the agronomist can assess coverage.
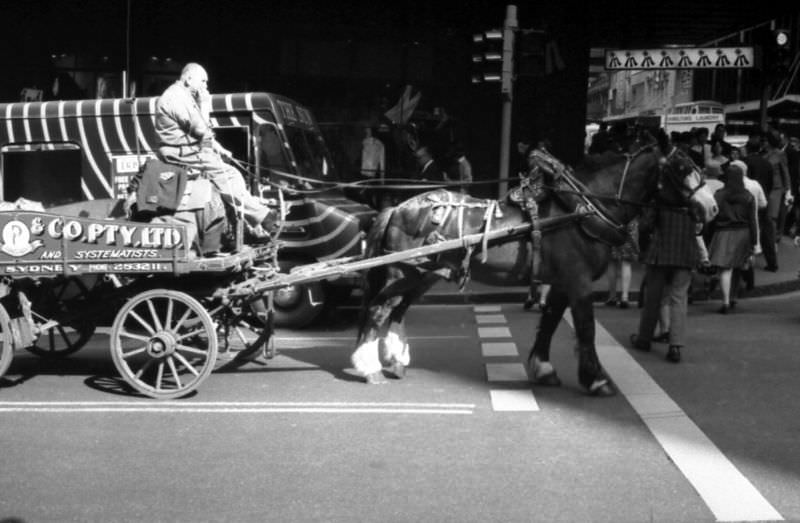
[480,200,495,263]
[616,155,634,200]
[457,204,465,239]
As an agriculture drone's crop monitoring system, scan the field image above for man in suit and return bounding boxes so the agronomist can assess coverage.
[631,196,701,364]
[415,146,445,183]
[743,134,778,271]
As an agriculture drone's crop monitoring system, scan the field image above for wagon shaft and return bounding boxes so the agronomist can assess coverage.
[224,211,584,297]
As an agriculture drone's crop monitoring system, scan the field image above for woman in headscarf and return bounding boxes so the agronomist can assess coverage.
[708,160,758,313]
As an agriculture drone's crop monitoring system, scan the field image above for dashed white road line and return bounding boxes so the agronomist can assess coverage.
[485,362,528,382]
[475,314,507,324]
[475,306,539,412]
[473,305,502,313]
[481,341,520,357]
[477,326,512,338]
[489,390,539,412]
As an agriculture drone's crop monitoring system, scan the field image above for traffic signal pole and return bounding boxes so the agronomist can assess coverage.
[498,5,517,198]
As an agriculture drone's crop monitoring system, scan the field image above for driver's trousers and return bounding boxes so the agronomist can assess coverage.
[158,145,272,228]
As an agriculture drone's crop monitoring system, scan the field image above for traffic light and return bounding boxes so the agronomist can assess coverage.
[516,29,546,78]
[472,29,504,84]
[772,28,792,75]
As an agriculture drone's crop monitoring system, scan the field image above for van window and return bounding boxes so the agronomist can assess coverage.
[214,126,249,163]
[258,123,292,184]
[284,126,333,181]
[1,144,83,206]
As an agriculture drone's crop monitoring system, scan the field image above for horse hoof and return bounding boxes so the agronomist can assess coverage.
[532,371,562,387]
[587,379,616,397]
[528,358,561,386]
[386,362,406,379]
[365,372,388,385]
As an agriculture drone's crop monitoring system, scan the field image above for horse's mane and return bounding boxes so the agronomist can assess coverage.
[577,150,627,173]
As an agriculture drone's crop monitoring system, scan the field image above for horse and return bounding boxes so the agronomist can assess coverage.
[350,134,718,395]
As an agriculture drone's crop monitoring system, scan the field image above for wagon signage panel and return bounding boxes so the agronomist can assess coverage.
[0,211,186,275]
[604,47,755,70]
[112,154,156,199]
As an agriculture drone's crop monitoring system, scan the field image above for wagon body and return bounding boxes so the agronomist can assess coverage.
[0,204,277,398]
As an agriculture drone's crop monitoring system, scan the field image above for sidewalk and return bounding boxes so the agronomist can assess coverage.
[420,236,800,305]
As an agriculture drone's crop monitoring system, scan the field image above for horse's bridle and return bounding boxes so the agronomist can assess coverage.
[656,146,707,208]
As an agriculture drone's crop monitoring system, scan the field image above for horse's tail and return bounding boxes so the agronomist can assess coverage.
[356,206,395,342]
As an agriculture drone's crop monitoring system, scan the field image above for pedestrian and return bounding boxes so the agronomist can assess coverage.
[360,125,385,180]
[360,125,386,208]
[630,190,702,363]
[415,145,445,183]
[763,129,791,261]
[707,160,758,313]
[781,134,800,236]
[588,122,611,154]
[702,160,725,195]
[710,123,733,159]
[741,161,768,290]
[743,134,778,272]
[605,219,639,308]
[445,143,473,195]
[688,127,711,168]
[155,62,277,238]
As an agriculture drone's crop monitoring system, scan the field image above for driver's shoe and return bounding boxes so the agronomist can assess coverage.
[261,208,280,233]
[246,224,272,243]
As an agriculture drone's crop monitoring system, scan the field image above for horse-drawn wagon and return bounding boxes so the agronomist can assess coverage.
[0,135,719,399]
[0,180,543,399]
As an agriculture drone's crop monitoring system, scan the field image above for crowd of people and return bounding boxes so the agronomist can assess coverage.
[536,122,800,364]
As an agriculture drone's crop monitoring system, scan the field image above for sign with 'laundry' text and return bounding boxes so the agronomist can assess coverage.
[604,47,755,70]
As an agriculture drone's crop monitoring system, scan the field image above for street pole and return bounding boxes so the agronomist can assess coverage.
[497,4,517,198]
[759,79,771,132]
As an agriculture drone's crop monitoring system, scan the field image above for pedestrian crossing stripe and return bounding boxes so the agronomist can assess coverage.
[605,47,755,70]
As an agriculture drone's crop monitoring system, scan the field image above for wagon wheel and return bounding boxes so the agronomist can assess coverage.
[110,290,217,399]
[0,303,14,379]
[212,297,274,371]
[25,277,96,358]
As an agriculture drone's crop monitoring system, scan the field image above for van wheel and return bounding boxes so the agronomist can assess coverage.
[271,260,326,329]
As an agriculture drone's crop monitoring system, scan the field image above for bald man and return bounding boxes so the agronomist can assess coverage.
[155,63,276,237]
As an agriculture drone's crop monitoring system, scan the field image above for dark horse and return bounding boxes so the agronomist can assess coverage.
[351,135,717,394]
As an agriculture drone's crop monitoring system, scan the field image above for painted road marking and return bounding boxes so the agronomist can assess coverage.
[485,363,528,382]
[477,326,512,338]
[0,401,475,415]
[570,316,783,522]
[475,314,507,324]
[472,306,539,412]
[481,341,520,357]
[474,305,502,313]
[489,390,539,412]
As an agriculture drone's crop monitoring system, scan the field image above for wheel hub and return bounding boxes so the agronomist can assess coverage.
[147,332,177,358]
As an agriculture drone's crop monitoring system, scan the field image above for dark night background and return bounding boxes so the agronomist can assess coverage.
[0,0,791,189]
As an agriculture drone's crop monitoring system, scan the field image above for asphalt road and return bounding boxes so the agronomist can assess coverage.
[0,295,799,523]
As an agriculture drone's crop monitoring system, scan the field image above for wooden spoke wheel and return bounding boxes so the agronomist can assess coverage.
[110,290,217,399]
[24,277,96,359]
[0,304,14,379]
